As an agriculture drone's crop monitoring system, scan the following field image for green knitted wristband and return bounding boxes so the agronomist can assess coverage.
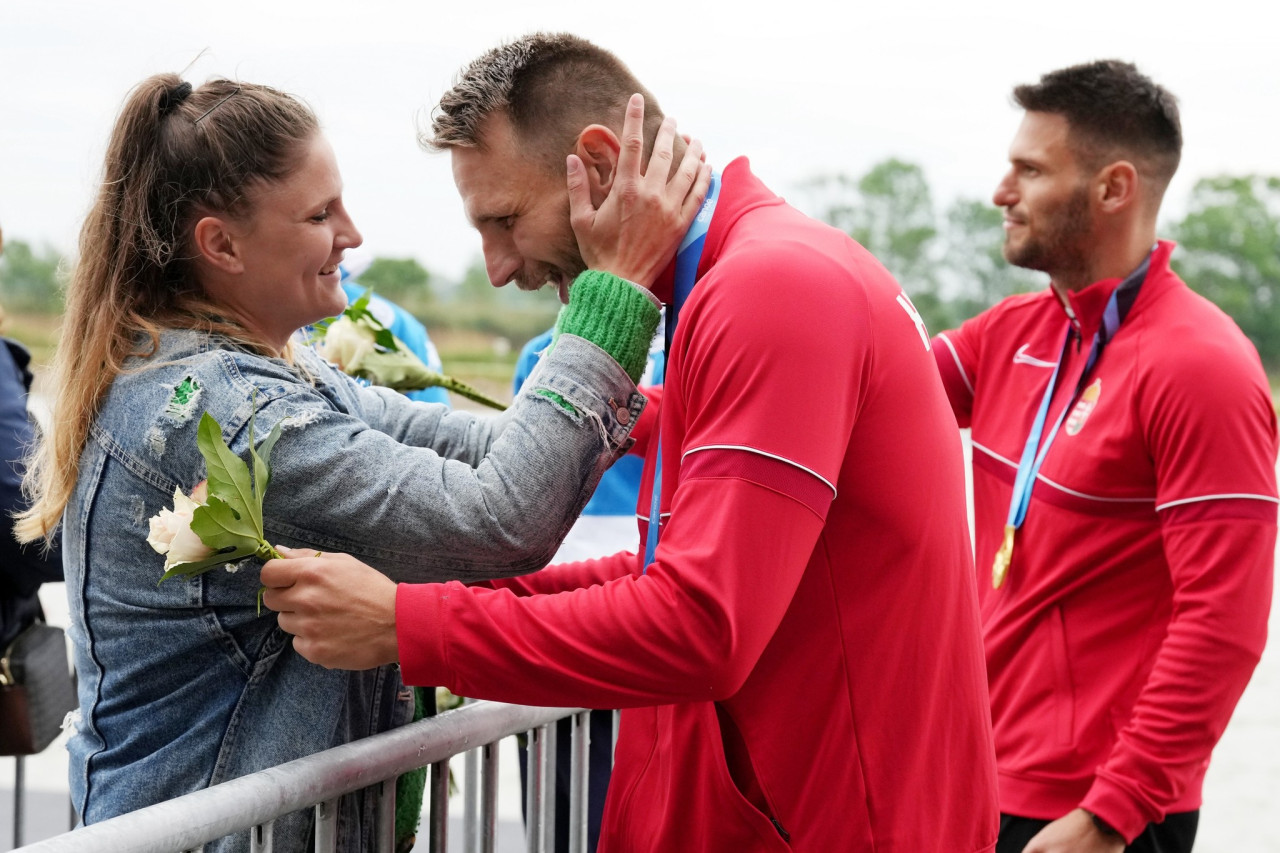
[552,270,660,383]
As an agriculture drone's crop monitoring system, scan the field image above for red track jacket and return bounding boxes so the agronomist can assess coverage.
[400,159,998,852]
[934,241,1277,841]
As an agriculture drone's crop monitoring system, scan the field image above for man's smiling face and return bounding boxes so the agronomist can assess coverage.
[452,112,584,304]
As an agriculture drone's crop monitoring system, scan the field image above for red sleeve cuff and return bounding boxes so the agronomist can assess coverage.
[1081,777,1153,844]
[396,582,451,688]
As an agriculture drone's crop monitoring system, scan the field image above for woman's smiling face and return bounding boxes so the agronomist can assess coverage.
[222,133,363,348]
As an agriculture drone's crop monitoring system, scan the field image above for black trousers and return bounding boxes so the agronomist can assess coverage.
[997,811,1199,853]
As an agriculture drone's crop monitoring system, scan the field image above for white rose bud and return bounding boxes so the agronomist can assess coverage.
[317,316,375,373]
[147,482,215,570]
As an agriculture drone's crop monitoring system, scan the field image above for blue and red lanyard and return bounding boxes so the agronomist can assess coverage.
[993,249,1152,587]
[642,171,721,572]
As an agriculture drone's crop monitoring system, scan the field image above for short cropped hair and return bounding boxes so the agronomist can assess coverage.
[1013,60,1182,198]
[426,32,663,171]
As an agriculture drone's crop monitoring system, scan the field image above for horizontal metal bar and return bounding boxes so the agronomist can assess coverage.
[17,701,580,853]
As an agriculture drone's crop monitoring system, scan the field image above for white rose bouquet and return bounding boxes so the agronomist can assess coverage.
[147,408,285,612]
[312,293,507,411]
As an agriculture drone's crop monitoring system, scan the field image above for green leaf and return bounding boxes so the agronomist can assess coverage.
[373,327,400,352]
[344,291,404,353]
[253,420,286,499]
[190,496,260,548]
[349,291,372,314]
[158,542,259,584]
[246,402,269,509]
[196,412,262,539]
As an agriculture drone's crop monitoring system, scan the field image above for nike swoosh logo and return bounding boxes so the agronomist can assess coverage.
[1012,343,1057,368]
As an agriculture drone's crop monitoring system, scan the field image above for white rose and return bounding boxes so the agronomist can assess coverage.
[317,316,375,373]
[147,483,214,570]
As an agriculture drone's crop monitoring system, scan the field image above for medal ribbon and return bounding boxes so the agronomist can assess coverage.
[995,250,1153,586]
[642,171,721,572]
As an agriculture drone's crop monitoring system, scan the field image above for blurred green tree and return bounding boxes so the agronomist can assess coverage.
[942,197,1041,318]
[424,258,560,345]
[801,159,951,332]
[0,238,64,312]
[1171,175,1280,366]
[359,257,432,310]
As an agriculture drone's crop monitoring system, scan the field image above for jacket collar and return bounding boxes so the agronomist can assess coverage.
[1056,240,1176,339]
[650,157,783,304]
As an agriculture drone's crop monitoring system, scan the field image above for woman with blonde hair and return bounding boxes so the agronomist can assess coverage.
[18,73,705,852]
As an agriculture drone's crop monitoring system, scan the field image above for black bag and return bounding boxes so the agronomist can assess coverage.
[0,620,77,755]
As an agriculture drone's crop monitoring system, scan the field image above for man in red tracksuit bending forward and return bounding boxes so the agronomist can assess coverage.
[264,32,999,852]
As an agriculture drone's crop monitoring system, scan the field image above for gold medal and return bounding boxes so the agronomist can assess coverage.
[991,525,1016,589]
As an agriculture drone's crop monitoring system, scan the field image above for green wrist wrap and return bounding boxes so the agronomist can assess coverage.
[553,270,660,383]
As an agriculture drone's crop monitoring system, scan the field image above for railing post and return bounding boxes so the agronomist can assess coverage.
[542,723,557,853]
[525,726,547,853]
[463,746,480,853]
[13,756,25,849]
[567,712,590,853]
[249,820,274,853]
[479,741,500,853]
[427,759,450,853]
[314,798,338,853]
[376,777,395,853]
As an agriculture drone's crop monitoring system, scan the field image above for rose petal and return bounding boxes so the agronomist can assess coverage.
[146,511,176,555]
[165,525,215,569]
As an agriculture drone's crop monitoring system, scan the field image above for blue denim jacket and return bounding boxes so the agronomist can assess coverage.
[62,329,644,852]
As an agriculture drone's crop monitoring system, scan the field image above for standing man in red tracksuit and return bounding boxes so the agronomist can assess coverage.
[263,32,999,853]
[933,60,1277,853]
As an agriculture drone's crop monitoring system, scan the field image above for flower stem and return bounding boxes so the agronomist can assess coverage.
[429,374,508,411]
[255,540,283,616]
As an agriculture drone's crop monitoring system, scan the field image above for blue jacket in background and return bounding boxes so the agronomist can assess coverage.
[0,338,62,647]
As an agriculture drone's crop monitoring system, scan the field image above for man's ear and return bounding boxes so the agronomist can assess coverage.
[573,125,622,208]
[1095,160,1139,215]
[192,215,244,274]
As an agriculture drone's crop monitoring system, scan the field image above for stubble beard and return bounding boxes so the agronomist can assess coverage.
[1002,185,1093,280]
[512,235,586,297]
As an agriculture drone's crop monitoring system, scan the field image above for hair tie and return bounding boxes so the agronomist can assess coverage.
[159,82,193,117]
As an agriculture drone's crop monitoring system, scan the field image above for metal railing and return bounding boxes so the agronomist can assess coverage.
[15,701,600,853]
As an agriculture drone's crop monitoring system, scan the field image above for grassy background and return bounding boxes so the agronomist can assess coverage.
[3,312,528,415]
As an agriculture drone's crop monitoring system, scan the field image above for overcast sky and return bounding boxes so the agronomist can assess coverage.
[2,0,1277,282]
